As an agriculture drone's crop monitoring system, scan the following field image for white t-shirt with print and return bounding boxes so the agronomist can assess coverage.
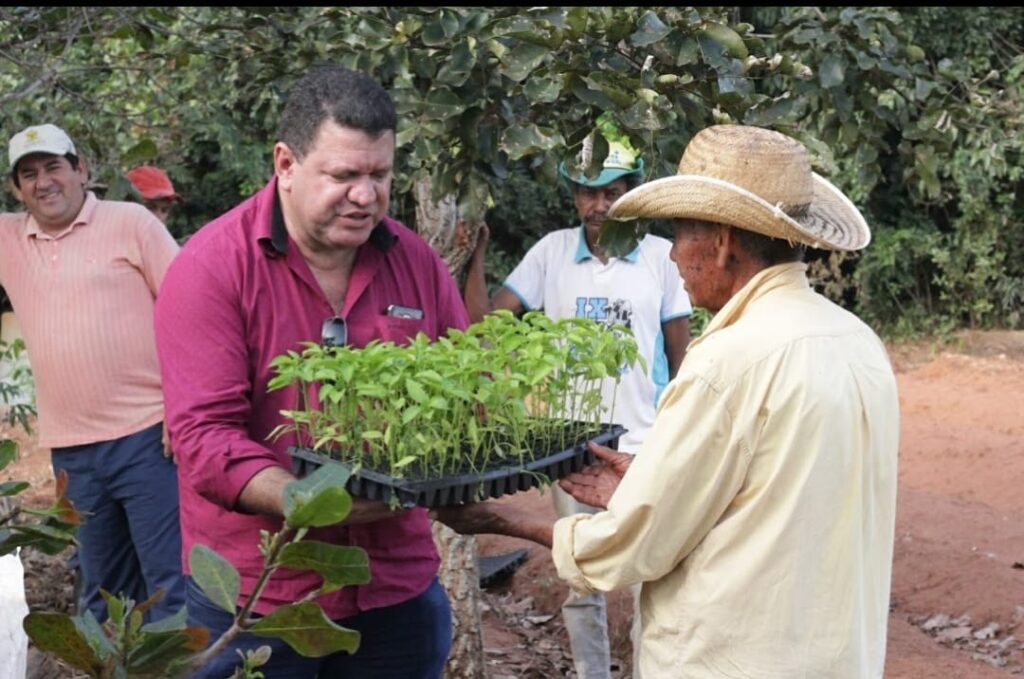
[504,226,692,452]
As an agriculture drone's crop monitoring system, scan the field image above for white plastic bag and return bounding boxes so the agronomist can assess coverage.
[0,549,29,679]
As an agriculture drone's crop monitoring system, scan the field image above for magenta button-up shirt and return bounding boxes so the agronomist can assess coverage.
[154,178,469,618]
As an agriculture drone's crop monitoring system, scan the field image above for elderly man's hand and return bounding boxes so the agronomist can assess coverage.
[431,501,507,536]
[558,441,634,509]
[431,500,554,548]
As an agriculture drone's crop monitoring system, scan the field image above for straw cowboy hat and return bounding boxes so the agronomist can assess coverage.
[607,125,870,251]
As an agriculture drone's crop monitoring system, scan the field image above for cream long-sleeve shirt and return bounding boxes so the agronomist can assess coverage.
[552,262,900,678]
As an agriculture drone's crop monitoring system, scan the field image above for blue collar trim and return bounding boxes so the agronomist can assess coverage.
[574,225,641,263]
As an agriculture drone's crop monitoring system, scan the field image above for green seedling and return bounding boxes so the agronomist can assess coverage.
[268,311,642,482]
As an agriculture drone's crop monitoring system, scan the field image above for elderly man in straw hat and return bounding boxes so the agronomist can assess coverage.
[435,124,900,677]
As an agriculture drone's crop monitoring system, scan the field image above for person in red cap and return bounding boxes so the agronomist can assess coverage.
[126,165,181,224]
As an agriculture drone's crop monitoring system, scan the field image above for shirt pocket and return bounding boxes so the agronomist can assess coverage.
[375,314,427,345]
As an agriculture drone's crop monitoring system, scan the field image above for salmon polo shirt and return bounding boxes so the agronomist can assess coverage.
[0,192,179,448]
[154,178,469,618]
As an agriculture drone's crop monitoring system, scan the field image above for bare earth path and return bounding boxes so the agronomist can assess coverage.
[5,330,1024,677]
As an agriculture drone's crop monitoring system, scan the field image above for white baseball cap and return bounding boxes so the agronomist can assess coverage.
[8,124,78,171]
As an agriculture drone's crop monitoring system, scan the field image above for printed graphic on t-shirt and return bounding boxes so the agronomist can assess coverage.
[574,296,634,330]
[573,296,634,376]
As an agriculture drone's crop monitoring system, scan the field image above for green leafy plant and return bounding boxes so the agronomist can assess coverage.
[0,338,35,435]
[268,311,641,482]
[22,464,370,678]
[0,338,77,557]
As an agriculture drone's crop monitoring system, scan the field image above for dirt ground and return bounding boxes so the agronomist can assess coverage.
[4,329,1024,677]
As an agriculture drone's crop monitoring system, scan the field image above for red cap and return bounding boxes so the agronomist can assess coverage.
[126,165,180,201]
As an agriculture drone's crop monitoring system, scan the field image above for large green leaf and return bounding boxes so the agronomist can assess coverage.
[524,75,563,104]
[598,218,648,258]
[250,602,361,657]
[498,43,549,82]
[422,88,467,121]
[743,94,795,127]
[0,480,30,497]
[434,39,476,87]
[122,138,158,165]
[23,612,105,674]
[188,544,240,615]
[140,604,189,633]
[500,124,565,160]
[421,9,461,47]
[0,439,16,470]
[819,53,846,88]
[278,541,371,593]
[283,463,353,529]
[127,627,210,672]
[630,11,671,47]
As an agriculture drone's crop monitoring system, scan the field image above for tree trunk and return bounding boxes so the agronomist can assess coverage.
[414,175,487,678]
[413,176,482,279]
[432,522,486,678]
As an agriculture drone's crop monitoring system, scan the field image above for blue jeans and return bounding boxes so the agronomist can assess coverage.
[185,576,452,678]
[51,421,185,623]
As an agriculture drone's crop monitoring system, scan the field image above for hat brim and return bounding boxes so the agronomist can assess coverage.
[9,145,76,171]
[558,160,645,188]
[606,172,870,251]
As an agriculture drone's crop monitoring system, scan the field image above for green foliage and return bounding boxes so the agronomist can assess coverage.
[0,444,80,557]
[0,339,36,435]
[189,546,240,615]
[747,7,1024,335]
[24,591,209,678]
[23,464,370,677]
[282,464,353,529]
[268,311,641,480]
[1,7,1022,336]
[688,308,713,338]
[250,603,360,657]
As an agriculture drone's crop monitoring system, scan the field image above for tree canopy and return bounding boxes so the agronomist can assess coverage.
[2,6,1022,334]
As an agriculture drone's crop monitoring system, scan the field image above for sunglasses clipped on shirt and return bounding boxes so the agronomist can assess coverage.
[322,316,348,348]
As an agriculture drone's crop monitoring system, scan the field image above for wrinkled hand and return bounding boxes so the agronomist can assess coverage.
[161,422,176,464]
[558,441,633,509]
[432,500,553,547]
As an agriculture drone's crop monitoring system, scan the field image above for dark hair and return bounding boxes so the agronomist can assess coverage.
[277,66,397,160]
[731,226,806,265]
[11,152,80,189]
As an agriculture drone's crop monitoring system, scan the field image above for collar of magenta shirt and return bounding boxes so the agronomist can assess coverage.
[257,184,397,257]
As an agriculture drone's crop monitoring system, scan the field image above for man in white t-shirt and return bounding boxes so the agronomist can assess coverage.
[462,130,692,679]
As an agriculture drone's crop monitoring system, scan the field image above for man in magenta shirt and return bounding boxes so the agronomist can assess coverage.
[154,67,467,677]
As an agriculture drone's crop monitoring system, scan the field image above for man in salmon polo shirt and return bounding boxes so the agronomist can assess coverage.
[154,66,467,678]
[0,123,184,622]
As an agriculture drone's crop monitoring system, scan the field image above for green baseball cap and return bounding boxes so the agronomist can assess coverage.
[558,140,645,188]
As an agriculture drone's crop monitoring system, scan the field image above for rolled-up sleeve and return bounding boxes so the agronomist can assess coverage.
[154,247,280,509]
[552,369,751,593]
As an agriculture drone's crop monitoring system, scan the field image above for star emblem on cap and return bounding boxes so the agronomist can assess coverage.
[26,130,39,142]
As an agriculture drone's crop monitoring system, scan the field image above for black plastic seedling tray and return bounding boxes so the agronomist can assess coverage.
[288,422,625,509]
